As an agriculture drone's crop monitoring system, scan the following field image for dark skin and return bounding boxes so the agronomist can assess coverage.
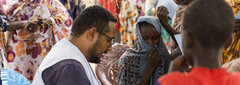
[7,21,40,32]
[138,26,161,85]
[0,0,40,32]
[169,31,225,72]
[174,0,194,5]
[69,21,116,64]
[92,21,116,63]
[157,6,178,43]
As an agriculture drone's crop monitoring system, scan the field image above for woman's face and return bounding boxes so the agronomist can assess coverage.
[140,25,160,46]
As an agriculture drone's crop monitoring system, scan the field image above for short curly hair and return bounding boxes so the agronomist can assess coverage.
[182,0,234,48]
[71,5,117,36]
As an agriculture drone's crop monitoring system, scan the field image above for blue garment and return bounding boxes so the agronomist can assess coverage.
[118,16,171,85]
[1,69,31,85]
[236,12,240,19]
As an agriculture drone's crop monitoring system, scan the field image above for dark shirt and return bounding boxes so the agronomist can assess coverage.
[42,59,91,85]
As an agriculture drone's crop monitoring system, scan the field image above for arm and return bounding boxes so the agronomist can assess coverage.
[8,21,27,31]
[157,6,178,43]
[168,56,188,73]
[8,21,40,32]
[0,15,27,31]
[139,47,161,85]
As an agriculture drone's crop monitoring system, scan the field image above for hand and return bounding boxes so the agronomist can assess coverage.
[170,47,182,60]
[234,19,240,32]
[157,6,169,25]
[146,46,161,71]
[25,21,40,32]
[168,55,189,73]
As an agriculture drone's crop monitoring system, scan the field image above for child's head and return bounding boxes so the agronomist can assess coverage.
[182,0,234,60]
[139,22,160,46]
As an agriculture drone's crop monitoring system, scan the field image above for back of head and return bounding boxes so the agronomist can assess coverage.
[183,0,234,49]
[71,5,117,36]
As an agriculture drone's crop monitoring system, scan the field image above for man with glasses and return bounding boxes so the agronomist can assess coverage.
[32,5,117,85]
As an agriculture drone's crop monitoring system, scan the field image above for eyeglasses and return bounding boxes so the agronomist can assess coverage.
[98,31,115,46]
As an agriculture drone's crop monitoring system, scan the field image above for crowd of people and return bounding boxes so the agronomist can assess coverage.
[0,0,239,85]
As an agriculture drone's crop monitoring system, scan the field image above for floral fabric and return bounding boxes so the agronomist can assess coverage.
[1,69,31,85]
[1,0,73,82]
[222,0,240,64]
[59,0,85,20]
[119,0,145,46]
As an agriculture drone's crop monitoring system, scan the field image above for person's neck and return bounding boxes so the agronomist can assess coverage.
[69,36,90,59]
[193,48,222,69]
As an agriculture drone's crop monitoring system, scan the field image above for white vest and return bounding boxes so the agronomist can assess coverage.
[32,38,101,85]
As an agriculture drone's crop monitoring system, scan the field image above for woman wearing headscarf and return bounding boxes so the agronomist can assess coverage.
[118,16,171,85]
[1,0,72,82]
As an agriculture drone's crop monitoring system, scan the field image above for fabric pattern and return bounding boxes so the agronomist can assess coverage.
[1,69,31,85]
[119,0,145,46]
[222,0,240,64]
[225,0,240,16]
[0,15,9,32]
[172,5,187,33]
[2,0,72,82]
[59,0,85,20]
[118,16,170,85]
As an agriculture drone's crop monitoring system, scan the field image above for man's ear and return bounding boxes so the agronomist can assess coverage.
[86,27,98,42]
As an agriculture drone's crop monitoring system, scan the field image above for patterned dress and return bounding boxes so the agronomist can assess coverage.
[2,0,73,82]
[119,0,145,47]
[59,0,86,20]
[222,0,240,64]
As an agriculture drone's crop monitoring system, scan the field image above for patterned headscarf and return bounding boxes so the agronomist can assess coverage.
[119,16,170,85]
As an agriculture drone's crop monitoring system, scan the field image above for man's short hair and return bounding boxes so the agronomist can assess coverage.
[182,0,234,48]
[71,5,117,36]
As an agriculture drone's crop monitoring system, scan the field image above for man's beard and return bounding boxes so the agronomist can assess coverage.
[88,40,101,63]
